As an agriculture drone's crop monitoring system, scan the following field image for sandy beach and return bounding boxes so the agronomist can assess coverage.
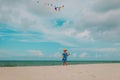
[0,64,120,80]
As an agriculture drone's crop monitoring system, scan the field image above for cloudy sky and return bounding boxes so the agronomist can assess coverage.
[0,0,120,60]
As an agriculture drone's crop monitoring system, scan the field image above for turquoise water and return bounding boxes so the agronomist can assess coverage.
[0,61,120,67]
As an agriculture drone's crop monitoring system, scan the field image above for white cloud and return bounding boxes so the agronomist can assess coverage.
[0,49,30,59]
[76,30,89,38]
[53,52,61,57]
[94,48,119,52]
[114,43,120,46]
[19,39,30,42]
[72,48,120,52]
[93,0,120,12]
[0,0,120,47]
[79,52,88,58]
[28,50,43,57]
[0,49,7,54]
[72,53,77,58]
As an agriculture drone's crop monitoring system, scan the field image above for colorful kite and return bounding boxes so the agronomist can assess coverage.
[46,3,64,12]
[36,0,64,12]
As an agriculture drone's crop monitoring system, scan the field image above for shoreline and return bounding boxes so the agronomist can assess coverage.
[0,63,120,67]
[0,60,120,67]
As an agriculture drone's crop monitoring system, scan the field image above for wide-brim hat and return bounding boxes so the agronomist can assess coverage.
[63,48,67,51]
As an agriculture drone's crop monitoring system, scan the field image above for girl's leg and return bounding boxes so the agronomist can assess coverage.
[65,62,68,65]
[63,62,65,65]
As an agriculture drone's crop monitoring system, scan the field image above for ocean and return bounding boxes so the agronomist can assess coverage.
[0,61,120,67]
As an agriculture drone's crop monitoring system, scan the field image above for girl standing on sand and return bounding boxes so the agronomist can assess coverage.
[62,49,70,65]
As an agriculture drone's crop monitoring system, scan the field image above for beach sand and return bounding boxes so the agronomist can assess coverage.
[0,64,120,80]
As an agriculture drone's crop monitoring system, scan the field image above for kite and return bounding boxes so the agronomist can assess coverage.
[36,0,64,12]
[54,5,64,11]
[46,3,64,12]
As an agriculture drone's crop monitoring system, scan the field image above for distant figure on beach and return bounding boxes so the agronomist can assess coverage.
[62,49,70,65]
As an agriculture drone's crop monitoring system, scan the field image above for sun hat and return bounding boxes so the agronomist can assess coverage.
[63,48,67,51]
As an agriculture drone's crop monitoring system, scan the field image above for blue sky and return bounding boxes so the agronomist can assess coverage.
[0,0,120,60]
